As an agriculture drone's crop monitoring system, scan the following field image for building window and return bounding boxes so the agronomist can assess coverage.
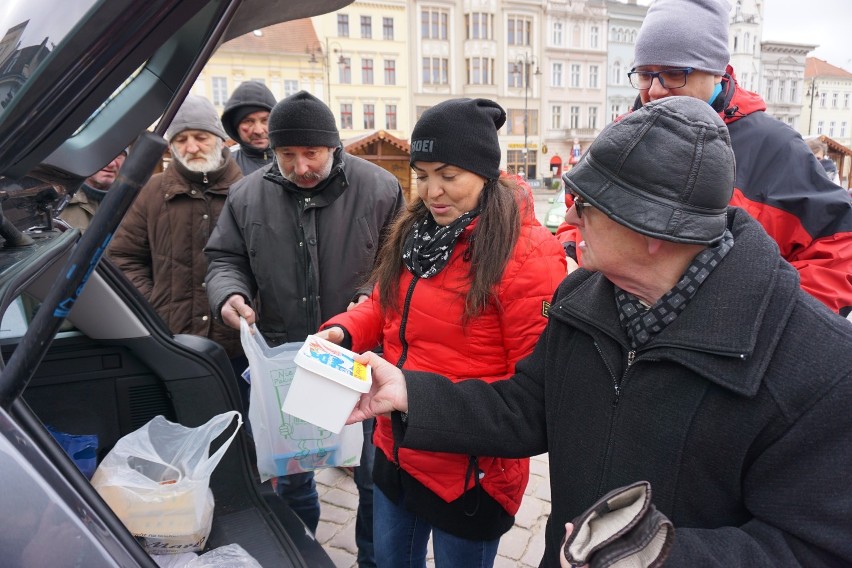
[363,104,375,129]
[778,79,786,103]
[551,62,563,87]
[467,57,493,85]
[508,63,522,88]
[422,8,448,40]
[845,93,850,108]
[551,105,562,129]
[832,92,839,108]
[611,104,620,122]
[466,12,492,40]
[829,121,836,136]
[819,92,827,108]
[384,60,396,85]
[765,79,773,102]
[611,61,622,85]
[552,21,563,45]
[790,80,798,103]
[423,57,449,85]
[817,120,824,135]
[339,57,352,84]
[360,15,372,39]
[362,59,374,84]
[508,16,532,46]
[589,65,599,88]
[383,17,394,40]
[507,109,538,135]
[416,106,430,120]
[588,106,598,130]
[283,80,299,97]
[385,104,397,130]
[340,103,352,129]
[570,106,580,129]
[212,77,228,105]
[590,26,599,48]
[338,14,349,37]
[841,121,848,138]
[570,64,581,88]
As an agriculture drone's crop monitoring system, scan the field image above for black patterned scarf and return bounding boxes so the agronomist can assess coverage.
[402,209,481,278]
[615,229,735,350]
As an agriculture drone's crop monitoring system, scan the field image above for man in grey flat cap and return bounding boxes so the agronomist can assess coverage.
[344,97,852,567]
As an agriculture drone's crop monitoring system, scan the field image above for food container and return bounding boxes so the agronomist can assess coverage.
[282,335,372,433]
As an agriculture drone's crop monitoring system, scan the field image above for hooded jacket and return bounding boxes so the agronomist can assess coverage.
[109,147,243,356]
[556,65,852,316]
[323,178,567,540]
[401,208,852,567]
[221,81,276,174]
[204,149,404,346]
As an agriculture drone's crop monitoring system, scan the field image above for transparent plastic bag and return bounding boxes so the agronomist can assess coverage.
[91,411,241,554]
[240,318,363,481]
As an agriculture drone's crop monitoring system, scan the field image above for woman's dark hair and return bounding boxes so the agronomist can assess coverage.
[370,175,527,319]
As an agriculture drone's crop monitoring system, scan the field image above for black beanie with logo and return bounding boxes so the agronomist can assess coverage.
[268,90,339,148]
[409,98,506,180]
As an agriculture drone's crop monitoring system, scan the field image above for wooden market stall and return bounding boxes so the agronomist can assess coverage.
[343,130,413,201]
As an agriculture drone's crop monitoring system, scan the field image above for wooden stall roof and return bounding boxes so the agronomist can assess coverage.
[343,130,410,155]
[819,135,852,157]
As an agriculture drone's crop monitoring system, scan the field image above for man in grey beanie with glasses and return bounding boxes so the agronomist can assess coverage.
[343,96,852,567]
[556,0,852,318]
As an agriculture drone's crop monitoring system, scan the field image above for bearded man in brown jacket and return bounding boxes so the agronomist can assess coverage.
[109,94,243,364]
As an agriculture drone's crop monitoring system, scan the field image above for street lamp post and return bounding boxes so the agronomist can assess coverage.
[324,37,345,108]
[806,78,819,135]
[516,53,540,179]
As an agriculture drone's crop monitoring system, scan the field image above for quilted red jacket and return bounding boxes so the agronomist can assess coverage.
[324,184,566,515]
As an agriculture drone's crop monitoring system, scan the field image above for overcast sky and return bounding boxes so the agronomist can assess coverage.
[762,0,851,70]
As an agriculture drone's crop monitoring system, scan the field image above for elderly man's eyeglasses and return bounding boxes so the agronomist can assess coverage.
[627,67,694,90]
[571,193,593,218]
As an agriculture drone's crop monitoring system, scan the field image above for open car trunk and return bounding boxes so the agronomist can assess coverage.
[0,228,333,566]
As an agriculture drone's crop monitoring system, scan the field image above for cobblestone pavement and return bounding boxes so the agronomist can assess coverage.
[314,453,551,568]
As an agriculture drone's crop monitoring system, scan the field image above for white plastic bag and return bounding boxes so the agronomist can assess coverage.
[185,543,262,567]
[240,318,363,481]
[92,411,241,554]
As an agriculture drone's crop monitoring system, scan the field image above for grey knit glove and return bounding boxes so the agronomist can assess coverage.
[562,481,674,568]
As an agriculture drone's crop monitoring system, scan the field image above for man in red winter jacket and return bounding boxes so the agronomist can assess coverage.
[557,0,852,316]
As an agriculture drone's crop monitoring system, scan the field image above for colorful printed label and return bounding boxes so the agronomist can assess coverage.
[306,338,369,382]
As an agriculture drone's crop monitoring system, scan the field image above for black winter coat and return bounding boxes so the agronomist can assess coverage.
[400,208,852,567]
[204,149,404,345]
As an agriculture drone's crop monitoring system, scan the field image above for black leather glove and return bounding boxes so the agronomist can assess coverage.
[562,480,674,568]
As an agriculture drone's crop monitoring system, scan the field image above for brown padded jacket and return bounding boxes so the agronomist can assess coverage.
[109,148,243,356]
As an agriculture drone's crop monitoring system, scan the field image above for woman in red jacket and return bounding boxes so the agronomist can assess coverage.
[319,98,566,567]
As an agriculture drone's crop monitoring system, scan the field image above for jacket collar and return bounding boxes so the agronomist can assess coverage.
[553,208,799,396]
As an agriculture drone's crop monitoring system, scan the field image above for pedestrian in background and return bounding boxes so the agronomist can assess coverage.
[318,98,566,568]
[349,96,852,568]
[205,90,403,568]
[59,148,127,231]
[109,94,243,369]
[805,137,841,185]
[556,0,852,317]
[221,80,276,175]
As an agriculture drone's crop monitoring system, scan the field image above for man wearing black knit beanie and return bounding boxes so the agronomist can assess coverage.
[205,89,404,568]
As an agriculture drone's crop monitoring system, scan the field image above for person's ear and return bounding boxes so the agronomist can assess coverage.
[645,236,664,256]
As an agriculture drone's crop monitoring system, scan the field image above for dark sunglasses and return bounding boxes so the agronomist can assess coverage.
[571,193,593,218]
